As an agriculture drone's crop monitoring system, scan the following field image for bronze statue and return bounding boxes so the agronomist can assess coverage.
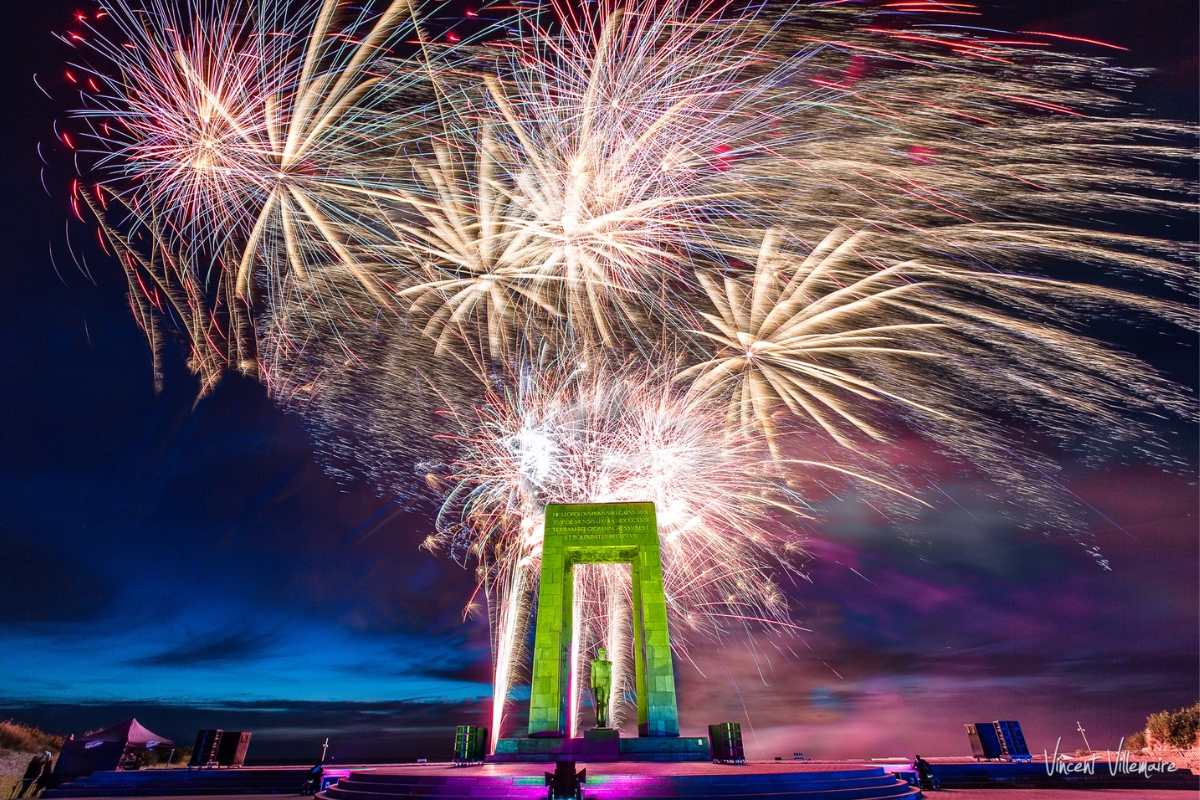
[589,648,613,728]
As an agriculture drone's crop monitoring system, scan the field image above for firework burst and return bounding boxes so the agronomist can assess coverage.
[61,0,1196,747]
[69,0,434,389]
[680,224,1193,481]
[427,359,815,735]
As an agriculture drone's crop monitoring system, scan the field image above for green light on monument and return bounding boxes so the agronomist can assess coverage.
[528,501,680,738]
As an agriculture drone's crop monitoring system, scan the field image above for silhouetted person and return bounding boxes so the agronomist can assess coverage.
[16,753,48,798]
[913,755,936,790]
[544,761,584,800]
[16,752,50,798]
[33,754,54,797]
[301,764,323,795]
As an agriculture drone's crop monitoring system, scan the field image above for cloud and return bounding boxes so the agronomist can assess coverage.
[409,658,494,686]
[0,537,111,624]
[0,699,490,762]
[129,629,281,668]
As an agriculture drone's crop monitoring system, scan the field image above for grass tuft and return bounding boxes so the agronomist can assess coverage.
[0,721,63,755]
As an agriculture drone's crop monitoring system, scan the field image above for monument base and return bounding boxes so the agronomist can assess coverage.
[583,727,619,741]
[619,736,709,762]
[490,736,617,762]
[488,735,709,763]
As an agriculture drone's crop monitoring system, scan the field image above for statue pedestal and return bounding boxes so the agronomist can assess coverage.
[583,727,619,741]
[489,734,709,763]
[490,736,618,762]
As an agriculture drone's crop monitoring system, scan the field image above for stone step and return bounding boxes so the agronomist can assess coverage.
[339,777,902,791]
[319,766,920,800]
[44,789,303,798]
[346,769,894,785]
[42,769,309,798]
[62,771,306,782]
[325,786,918,800]
[42,763,921,800]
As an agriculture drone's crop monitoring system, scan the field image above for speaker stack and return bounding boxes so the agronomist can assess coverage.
[708,722,745,764]
[453,726,488,765]
[187,730,252,768]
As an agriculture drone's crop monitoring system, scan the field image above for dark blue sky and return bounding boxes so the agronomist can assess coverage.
[1,0,1196,764]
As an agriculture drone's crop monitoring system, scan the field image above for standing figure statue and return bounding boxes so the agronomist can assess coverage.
[589,648,613,728]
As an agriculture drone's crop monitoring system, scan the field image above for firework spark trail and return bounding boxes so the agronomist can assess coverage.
[63,0,1196,746]
[679,224,1193,485]
[349,2,1193,735]
[426,356,925,743]
[381,0,1194,391]
[68,0,450,389]
[390,0,877,355]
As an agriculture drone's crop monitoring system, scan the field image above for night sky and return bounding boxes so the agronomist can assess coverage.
[1,0,1196,765]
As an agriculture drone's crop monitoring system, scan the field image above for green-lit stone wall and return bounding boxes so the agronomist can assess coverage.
[527,502,680,738]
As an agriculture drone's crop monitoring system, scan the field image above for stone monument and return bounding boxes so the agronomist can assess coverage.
[491,501,708,762]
